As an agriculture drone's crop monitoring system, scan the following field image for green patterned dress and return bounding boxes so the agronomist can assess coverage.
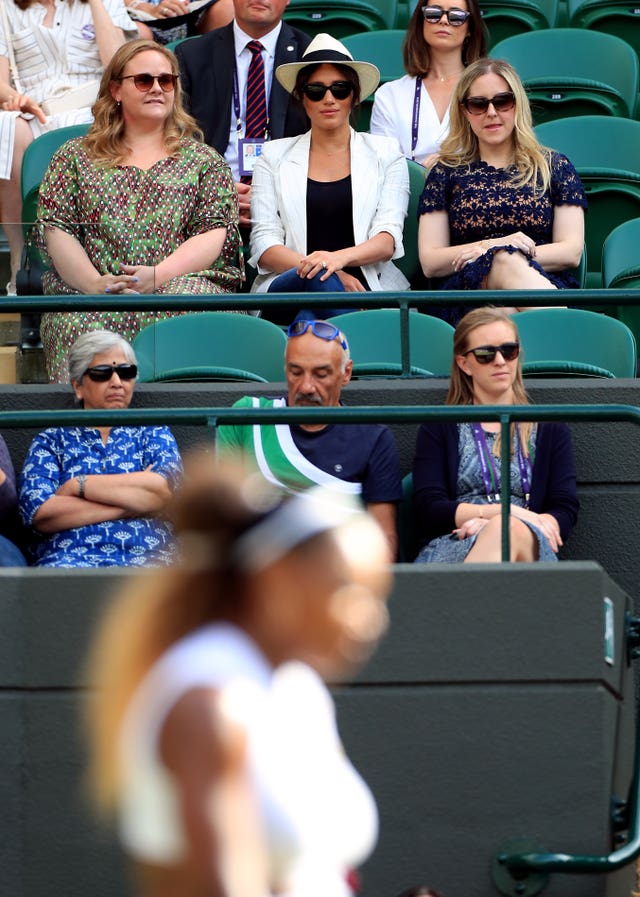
[36,137,243,382]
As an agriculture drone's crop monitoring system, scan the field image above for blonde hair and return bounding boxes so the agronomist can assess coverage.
[447,307,534,458]
[439,58,552,194]
[83,40,202,166]
[84,461,279,812]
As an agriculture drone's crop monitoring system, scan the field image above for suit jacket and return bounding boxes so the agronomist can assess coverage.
[249,129,411,292]
[176,22,311,154]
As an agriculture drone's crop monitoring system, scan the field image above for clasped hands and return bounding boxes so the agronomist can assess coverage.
[451,231,538,273]
[451,506,562,553]
[296,250,365,292]
[98,265,157,294]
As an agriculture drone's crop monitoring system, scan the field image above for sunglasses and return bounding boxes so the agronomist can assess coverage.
[287,320,348,350]
[83,363,138,382]
[461,91,516,115]
[119,73,178,92]
[302,81,354,102]
[422,5,470,25]
[463,342,520,364]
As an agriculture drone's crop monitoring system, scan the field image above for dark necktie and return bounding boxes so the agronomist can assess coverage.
[244,40,267,140]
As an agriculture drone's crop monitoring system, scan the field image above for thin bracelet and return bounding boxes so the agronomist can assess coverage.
[77,474,87,499]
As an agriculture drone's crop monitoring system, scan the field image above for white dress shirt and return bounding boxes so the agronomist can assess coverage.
[225,20,282,180]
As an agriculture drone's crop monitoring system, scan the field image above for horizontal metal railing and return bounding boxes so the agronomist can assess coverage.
[4,288,640,376]
[3,401,640,563]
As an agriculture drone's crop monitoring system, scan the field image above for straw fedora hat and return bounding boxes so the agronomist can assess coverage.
[275,33,381,102]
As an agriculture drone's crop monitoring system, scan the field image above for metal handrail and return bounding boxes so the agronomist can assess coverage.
[3,401,640,564]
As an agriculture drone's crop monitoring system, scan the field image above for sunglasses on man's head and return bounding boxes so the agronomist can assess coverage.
[463,342,520,364]
[422,5,470,25]
[287,320,349,350]
[119,73,178,92]
[461,91,516,115]
[302,81,354,102]
[83,363,138,382]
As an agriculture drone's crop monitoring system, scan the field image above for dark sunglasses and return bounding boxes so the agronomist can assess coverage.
[287,320,348,350]
[463,342,520,364]
[119,73,178,92]
[462,91,516,115]
[83,363,138,382]
[302,81,354,102]
[422,5,470,25]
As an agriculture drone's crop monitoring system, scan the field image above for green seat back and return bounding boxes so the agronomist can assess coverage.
[480,0,558,47]
[569,0,640,74]
[165,34,201,52]
[343,30,407,131]
[491,30,639,123]
[602,217,640,349]
[132,313,288,382]
[513,308,637,378]
[395,159,426,283]
[535,116,640,284]
[21,124,90,232]
[397,472,420,562]
[283,0,395,38]
[325,309,454,377]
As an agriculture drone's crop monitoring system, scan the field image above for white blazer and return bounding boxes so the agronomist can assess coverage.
[249,129,411,293]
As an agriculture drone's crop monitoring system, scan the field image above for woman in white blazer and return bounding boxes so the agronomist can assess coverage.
[249,33,410,323]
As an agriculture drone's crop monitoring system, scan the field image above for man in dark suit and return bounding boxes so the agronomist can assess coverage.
[176,0,311,226]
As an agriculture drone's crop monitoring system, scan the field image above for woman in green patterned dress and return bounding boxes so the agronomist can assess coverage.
[36,39,242,383]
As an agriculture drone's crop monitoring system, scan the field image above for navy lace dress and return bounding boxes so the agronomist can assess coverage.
[417,151,588,325]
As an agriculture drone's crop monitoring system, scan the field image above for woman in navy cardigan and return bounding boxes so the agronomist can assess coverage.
[413,307,578,563]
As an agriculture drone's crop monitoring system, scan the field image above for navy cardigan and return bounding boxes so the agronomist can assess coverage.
[412,421,579,546]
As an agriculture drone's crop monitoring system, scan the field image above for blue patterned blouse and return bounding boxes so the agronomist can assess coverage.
[19,426,182,567]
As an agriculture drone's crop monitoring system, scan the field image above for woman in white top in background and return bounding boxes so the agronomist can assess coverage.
[370,0,486,169]
[0,0,135,295]
[85,458,392,897]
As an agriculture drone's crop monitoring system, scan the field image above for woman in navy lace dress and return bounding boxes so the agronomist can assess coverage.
[417,58,587,325]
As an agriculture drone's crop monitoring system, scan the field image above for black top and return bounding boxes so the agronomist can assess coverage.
[306,176,367,288]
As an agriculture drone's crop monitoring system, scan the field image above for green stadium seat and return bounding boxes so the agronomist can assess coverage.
[165,35,201,52]
[132,312,288,382]
[283,0,396,38]
[395,158,427,284]
[602,217,640,349]
[343,30,406,131]
[569,0,640,77]
[513,307,637,378]
[535,115,640,286]
[21,124,90,236]
[325,308,454,377]
[491,29,639,123]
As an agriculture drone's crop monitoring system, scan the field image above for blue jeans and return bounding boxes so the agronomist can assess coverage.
[265,268,354,325]
[0,534,27,567]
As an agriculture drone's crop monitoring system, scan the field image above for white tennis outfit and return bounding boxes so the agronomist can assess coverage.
[370,74,451,162]
[118,623,378,897]
[0,0,136,180]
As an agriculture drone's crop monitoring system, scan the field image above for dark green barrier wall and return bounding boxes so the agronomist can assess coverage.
[0,563,635,897]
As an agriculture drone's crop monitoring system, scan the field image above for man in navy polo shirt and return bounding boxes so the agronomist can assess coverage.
[216,319,402,558]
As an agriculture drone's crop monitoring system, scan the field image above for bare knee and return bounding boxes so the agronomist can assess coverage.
[510,516,538,561]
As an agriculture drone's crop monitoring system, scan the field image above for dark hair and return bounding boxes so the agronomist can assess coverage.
[292,62,362,125]
[403,0,487,78]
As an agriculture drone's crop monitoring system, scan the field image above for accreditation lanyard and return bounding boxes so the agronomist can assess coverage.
[232,64,270,139]
[410,77,421,161]
[472,423,532,506]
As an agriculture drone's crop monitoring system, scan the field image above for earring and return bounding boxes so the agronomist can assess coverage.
[116,101,121,108]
